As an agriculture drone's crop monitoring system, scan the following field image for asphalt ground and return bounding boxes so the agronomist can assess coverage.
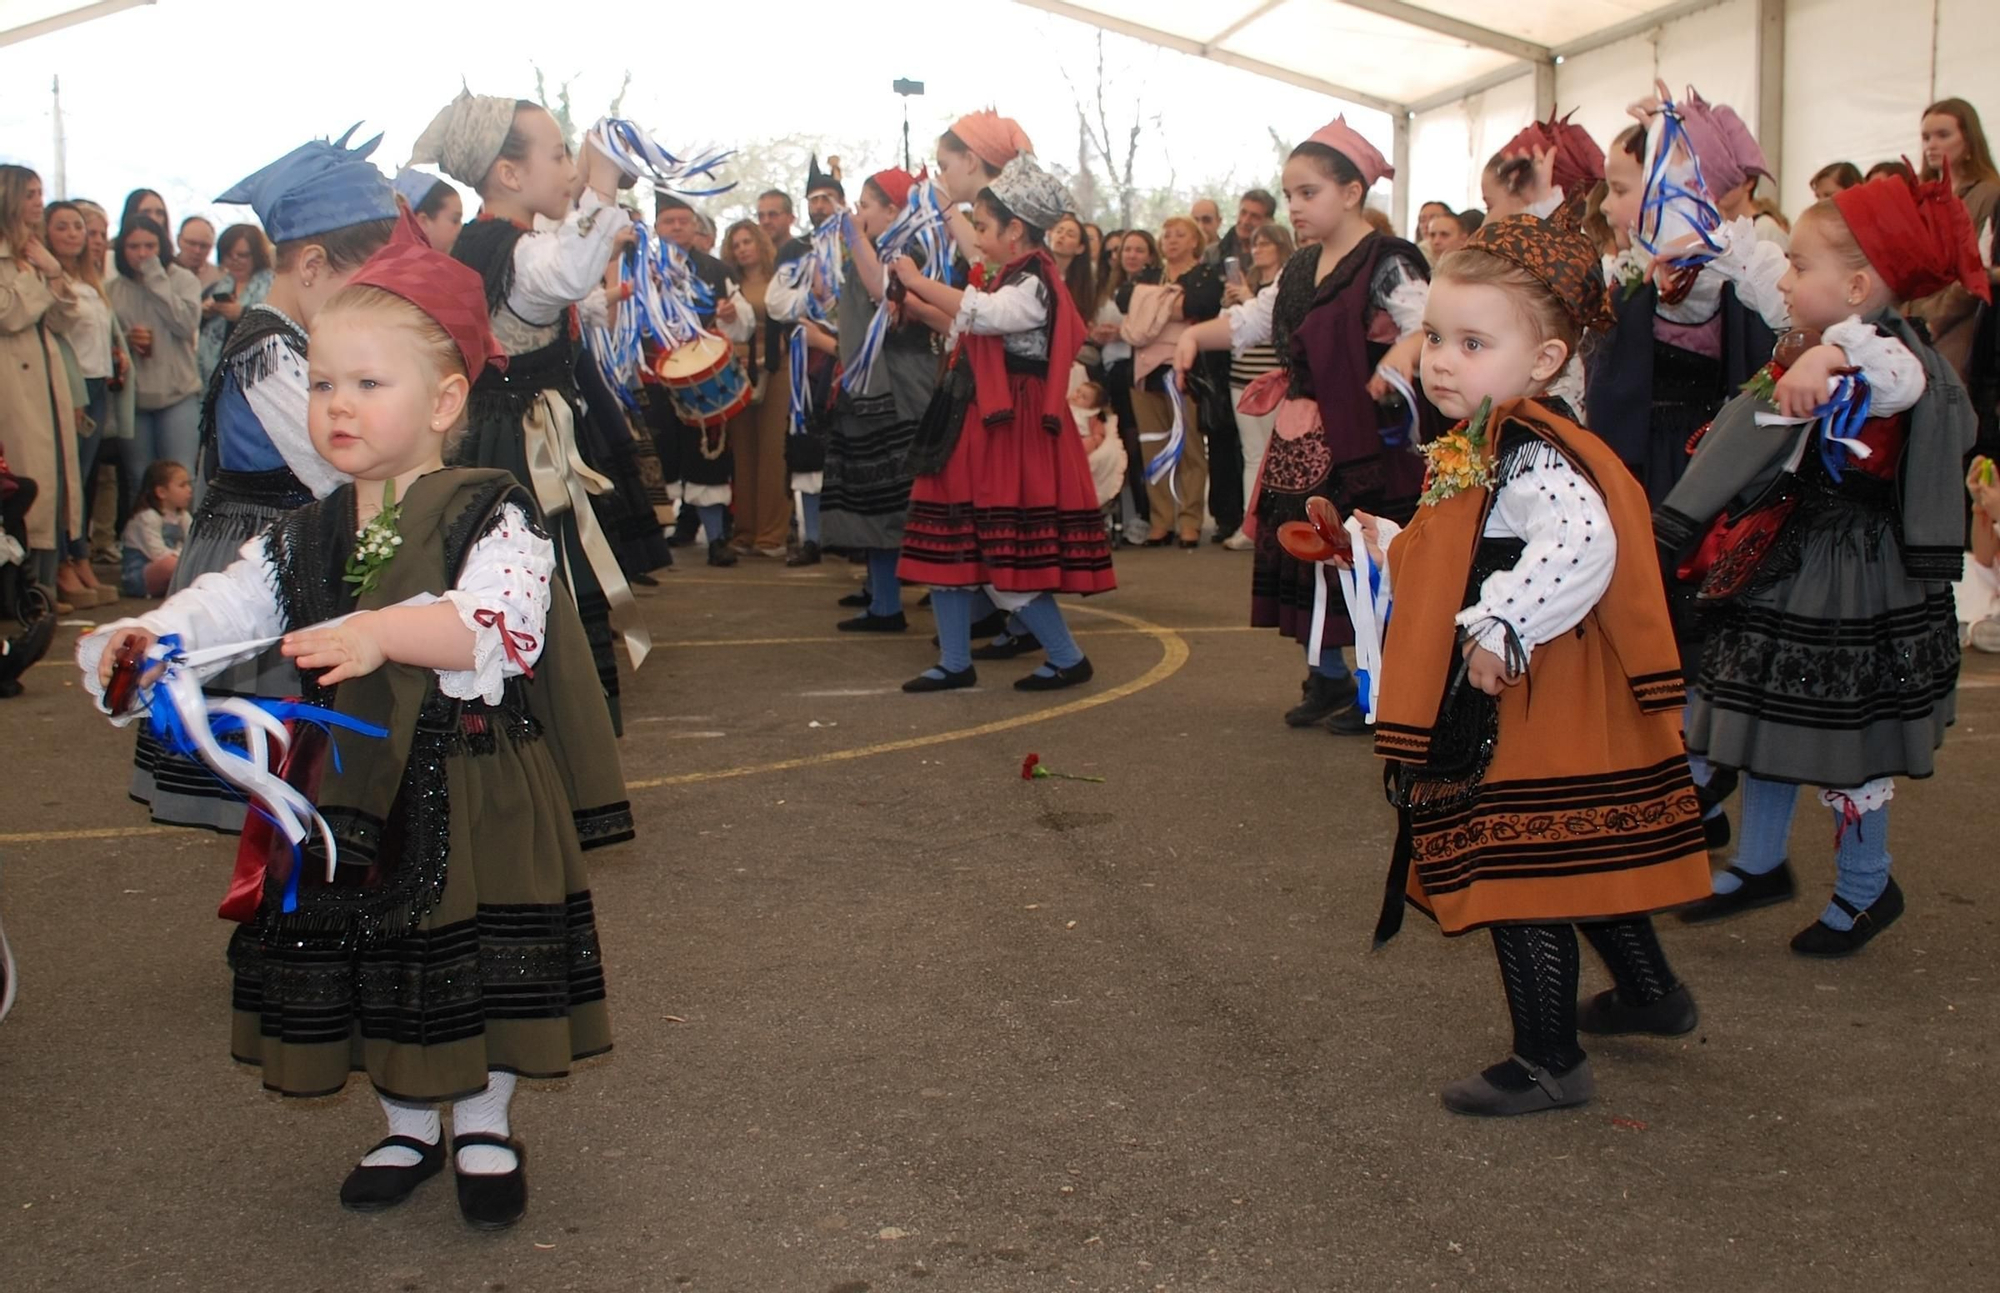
[1,546,1995,1293]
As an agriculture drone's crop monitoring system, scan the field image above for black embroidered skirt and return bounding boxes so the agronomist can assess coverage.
[1687,496,1961,787]
[133,469,314,834]
[226,702,617,1102]
[822,390,920,550]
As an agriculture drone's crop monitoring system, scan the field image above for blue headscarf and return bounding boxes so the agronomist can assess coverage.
[392,167,448,213]
[216,124,396,244]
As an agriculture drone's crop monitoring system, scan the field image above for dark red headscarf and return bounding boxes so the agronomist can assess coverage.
[349,206,509,378]
[1502,110,1605,196]
[1833,161,1992,304]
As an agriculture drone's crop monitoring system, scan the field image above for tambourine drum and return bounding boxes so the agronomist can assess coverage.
[654,333,752,428]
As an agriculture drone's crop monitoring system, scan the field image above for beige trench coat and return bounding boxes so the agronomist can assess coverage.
[0,245,81,552]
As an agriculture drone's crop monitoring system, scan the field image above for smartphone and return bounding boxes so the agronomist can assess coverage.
[1223,257,1245,289]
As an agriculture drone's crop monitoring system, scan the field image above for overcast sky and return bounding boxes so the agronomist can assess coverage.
[0,0,1387,231]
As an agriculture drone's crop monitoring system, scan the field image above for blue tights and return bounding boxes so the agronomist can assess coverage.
[1717,775,1892,930]
[866,549,902,616]
[1012,595,1084,672]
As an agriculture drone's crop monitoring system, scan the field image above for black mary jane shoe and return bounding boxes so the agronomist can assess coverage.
[1578,984,1699,1037]
[838,611,908,633]
[972,631,1043,661]
[1441,1055,1595,1118]
[1790,878,1905,959]
[903,666,978,693]
[1013,658,1094,692]
[1676,861,1796,925]
[453,1132,528,1231]
[339,1134,447,1212]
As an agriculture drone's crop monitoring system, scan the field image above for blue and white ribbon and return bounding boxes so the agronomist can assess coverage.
[785,213,845,435]
[1141,378,1189,502]
[627,222,712,353]
[844,180,955,395]
[130,632,388,896]
[1636,100,1723,267]
[587,118,735,198]
[1375,363,1418,449]
[1813,374,1874,482]
[1336,517,1392,722]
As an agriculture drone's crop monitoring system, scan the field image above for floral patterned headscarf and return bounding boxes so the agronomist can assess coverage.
[1462,189,1613,332]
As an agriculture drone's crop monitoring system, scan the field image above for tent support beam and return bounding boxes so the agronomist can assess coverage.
[1550,0,1735,60]
[1392,113,1411,233]
[1406,62,1532,116]
[1756,0,1785,188]
[0,0,152,48]
[1336,0,1550,63]
[1533,59,1557,119]
[1012,0,1405,115]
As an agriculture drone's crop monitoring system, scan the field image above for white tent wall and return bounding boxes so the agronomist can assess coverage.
[1400,0,1998,237]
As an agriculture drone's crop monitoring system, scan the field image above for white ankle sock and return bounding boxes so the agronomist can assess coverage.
[360,1095,440,1168]
[452,1071,519,1174]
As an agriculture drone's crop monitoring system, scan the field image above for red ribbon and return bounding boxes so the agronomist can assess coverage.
[473,609,538,680]
[1828,792,1866,847]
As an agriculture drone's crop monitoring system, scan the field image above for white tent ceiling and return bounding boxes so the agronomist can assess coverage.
[1012,0,1729,116]
[0,0,150,47]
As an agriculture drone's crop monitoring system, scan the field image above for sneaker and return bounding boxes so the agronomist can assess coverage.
[1971,616,2000,654]
[0,616,56,693]
[1221,530,1255,551]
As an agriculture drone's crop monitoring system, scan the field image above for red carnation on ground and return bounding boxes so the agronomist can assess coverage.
[1017,753,1103,783]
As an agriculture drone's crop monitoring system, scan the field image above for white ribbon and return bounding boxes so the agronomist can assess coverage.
[1336,516,1392,723]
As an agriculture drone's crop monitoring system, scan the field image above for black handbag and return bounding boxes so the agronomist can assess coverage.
[904,358,975,478]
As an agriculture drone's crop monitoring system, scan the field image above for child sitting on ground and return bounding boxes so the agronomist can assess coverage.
[119,459,192,597]
[1069,375,1129,513]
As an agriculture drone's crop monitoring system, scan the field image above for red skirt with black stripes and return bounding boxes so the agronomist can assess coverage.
[897,371,1117,595]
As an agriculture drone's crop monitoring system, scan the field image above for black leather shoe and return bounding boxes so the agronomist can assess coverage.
[707,541,739,568]
[1441,1056,1595,1117]
[786,541,822,567]
[1014,658,1094,691]
[903,666,977,693]
[838,591,870,608]
[1321,705,1374,737]
[1578,984,1699,1037]
[453,1133,528,1231]
[339,1134,446,1212]
[1790,878,1904,958]
[972,632,1042,660]
[838,611,908,633]
[1677,861,1796,925]
[1284,673,1355,728]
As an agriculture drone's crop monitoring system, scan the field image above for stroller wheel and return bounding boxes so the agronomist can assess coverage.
[17,582,52,628]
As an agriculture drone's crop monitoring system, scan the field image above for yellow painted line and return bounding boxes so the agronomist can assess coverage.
[0,825,182,845]
[1,604,1191,843]
[623,602,1188,788]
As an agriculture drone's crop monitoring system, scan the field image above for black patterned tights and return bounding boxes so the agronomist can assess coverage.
[1490,918,1682,1073]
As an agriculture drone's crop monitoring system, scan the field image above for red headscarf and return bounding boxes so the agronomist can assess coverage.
[870,167,919,209]
[1832,161,1992,304]
[1502,110,1605,196]
[949,110,1033,172]
[349,206,508,379]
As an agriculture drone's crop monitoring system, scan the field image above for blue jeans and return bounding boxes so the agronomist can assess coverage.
[121,395,202,509]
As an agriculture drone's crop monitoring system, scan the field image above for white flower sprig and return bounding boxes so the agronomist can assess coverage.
[343,479,405,598]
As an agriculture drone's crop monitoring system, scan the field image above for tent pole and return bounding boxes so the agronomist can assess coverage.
[1756,0,1785,197]
[1392,113,1411,235]
[1533,60,1556,119]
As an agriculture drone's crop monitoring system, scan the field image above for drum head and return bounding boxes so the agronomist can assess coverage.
[656,332,730,382]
